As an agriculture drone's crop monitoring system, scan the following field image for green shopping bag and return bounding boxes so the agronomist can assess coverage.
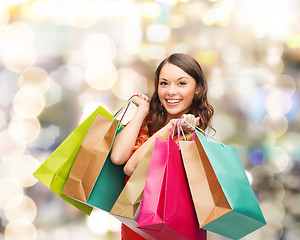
[33,97,134,215]
[181,120,266,239]
[33,106,113,215]
[61,97,137,212]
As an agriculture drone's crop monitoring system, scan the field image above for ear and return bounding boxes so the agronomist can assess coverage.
[195,86,200,95]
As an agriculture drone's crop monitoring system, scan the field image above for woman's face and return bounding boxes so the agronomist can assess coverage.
[158,63,199,121]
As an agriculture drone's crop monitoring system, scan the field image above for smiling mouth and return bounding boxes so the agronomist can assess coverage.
[166,99,182,104]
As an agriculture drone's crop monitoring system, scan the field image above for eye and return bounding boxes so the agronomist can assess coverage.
[159,81,168,86]
[178,81,187,86]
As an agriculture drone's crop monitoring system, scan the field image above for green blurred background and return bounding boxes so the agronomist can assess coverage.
[0,0,299,239]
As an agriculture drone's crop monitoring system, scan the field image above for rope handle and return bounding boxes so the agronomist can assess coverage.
[183,119,225,147]
[170,119,187,141]
[113,94,138,117]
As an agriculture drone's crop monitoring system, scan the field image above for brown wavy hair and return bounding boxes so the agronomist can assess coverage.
[147,53,215,134]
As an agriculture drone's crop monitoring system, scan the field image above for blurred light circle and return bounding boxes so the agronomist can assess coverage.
[82,33,116,62]
[0,130,26,162]
[249,148,265,166]
[265,88,292,117]
[168,14,187,28]
[0,178,23,209]
[13,86,45,118]
[195,50,220,66]
[9,155,39,187]
[0,22,35,58]
[4,220,37,240]
[8,116,41,144]
[275,74,296,96]
[3,47,36,73]
[141,2,161,19]
[286,33,300,49]
[112,68,148,100]
[44,80,62,107]
[212,114,236,140]
[22,0,49,21]
[84,61,117,90]
[5,195,37,223]
[111,19,142,55]
[0,7,10,26]
[146,45,166,60]
[86,209,111,235]
[146,24,171,43]
[10,22,35,47]
[79,101,109,124]
[265,147,290,174]
[260,200,285,224]
[262,115,288,137]
[18,67,51,94]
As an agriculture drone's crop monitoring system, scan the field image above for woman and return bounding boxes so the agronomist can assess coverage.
[110,53,214,239]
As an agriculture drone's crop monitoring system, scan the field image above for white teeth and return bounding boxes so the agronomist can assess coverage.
[167,99,181,104]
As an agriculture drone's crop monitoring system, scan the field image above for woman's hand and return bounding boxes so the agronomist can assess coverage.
[181,114,200,133]
[132,93,150,115]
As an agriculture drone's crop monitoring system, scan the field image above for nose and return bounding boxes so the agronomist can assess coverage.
[167,84,176,95]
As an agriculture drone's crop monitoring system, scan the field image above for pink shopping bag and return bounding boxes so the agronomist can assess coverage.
[137,130,207,240]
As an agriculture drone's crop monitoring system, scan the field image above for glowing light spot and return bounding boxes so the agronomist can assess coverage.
[9,155,39,188]
[265,89,292,118]
[13,86,45,118]
[86,209,121,235]
[8,116,41,144]
[266,147,290,174]
[287,34,300,49]
[263,115,288,137]
[22,0,49,21]
[146,24,171,43]
[112,68,148,100]
[0,178,23,209]
[141,2,161,19]
[3,47,36,73]
[18,67,51,94]
[82,33,116,62]
[5,195,37,223]
[0,130,26,162]
[84,61,117,90]
[4,220,37,240]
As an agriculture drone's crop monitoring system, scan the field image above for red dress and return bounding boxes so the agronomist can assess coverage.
[121,117,154,240]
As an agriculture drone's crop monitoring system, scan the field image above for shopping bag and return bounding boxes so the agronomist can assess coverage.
[33,105,113,215]
[62,98,135,212]
[109,135,158,240]
[137,129,207,240]
[180,121,266,240]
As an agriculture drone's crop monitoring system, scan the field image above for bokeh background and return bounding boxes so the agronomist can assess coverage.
[0,0,300,239]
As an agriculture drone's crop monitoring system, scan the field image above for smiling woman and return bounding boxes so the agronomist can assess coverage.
[110,53,215,239]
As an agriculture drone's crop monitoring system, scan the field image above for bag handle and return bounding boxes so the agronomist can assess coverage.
[113,94,138,124]
[183,119,225,147]
[170,119,187,142]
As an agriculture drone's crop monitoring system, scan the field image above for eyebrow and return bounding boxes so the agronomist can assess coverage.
[159,77,189,81]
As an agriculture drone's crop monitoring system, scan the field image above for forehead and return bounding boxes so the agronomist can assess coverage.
[159,63,192,79]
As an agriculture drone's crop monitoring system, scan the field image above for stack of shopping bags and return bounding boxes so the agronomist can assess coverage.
[34,97,266,239]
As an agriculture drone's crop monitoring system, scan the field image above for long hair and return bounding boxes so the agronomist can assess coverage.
[148,53,215,134]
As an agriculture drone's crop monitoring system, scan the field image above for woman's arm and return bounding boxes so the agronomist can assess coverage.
[123,119,176,176]
[110,94,150,165]
[123,114,200,176]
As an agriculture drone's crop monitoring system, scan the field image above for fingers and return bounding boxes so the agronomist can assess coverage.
[138,93,150,103]
[181,114,199,132]
[132,93,150,106]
